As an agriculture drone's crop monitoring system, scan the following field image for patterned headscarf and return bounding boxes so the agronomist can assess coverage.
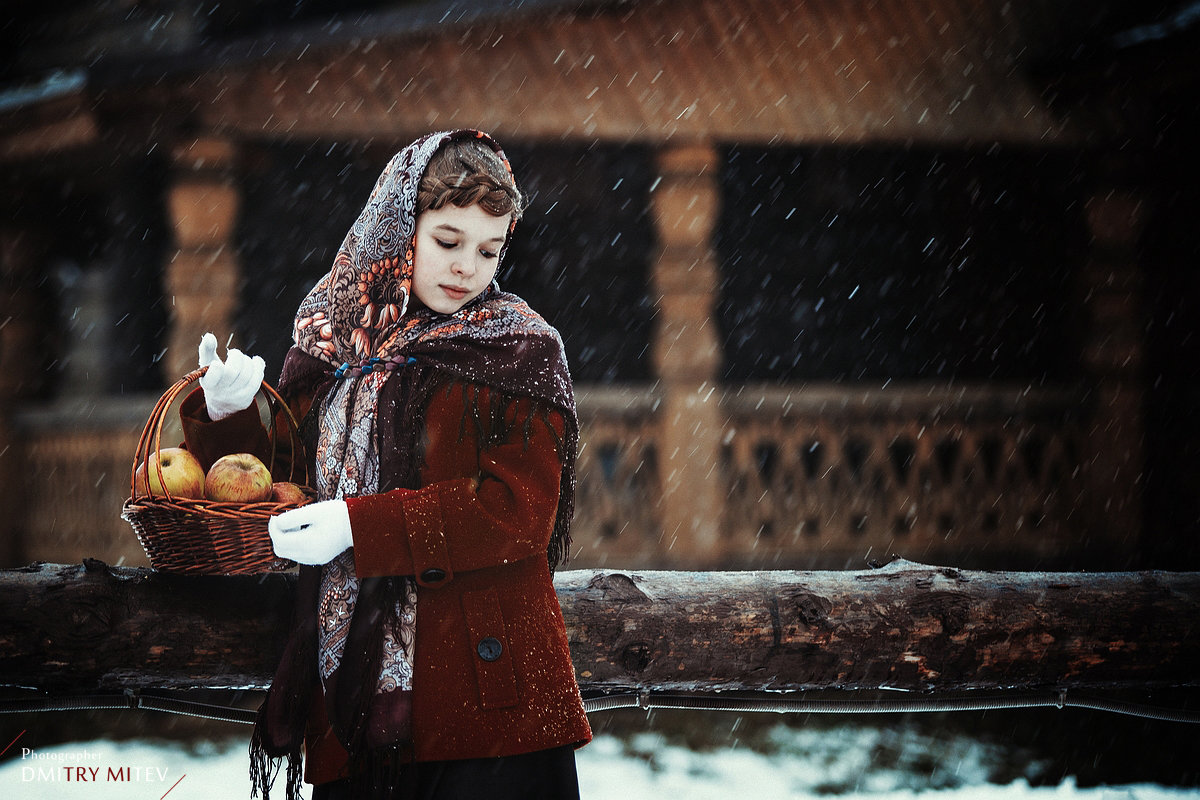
[294,130,516,365]
[290,129,574,517]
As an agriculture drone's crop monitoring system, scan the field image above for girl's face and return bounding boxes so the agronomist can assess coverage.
[411,203,510,314]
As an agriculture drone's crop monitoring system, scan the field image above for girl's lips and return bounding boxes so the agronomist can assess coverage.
[440,285,469,300]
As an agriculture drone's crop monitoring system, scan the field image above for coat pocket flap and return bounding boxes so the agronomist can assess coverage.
[460,588,519,709]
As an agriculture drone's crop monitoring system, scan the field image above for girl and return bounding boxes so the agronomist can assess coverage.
[188,130,591,799]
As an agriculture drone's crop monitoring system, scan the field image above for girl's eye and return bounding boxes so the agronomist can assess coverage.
[480,249,498,259]
[435,239,456,250]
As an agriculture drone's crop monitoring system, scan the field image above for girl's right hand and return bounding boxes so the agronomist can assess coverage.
[197,332,265,421]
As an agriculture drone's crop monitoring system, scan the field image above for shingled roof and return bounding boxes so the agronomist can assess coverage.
[2,0,1194,159]
[168,0,1077,145]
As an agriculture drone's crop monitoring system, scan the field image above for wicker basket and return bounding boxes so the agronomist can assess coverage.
[121,367,313,575]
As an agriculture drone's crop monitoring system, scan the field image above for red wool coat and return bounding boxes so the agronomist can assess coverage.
[181,378,592,784]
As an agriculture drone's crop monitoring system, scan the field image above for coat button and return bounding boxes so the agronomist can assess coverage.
[420,568,446,583]
[477,637,503,662]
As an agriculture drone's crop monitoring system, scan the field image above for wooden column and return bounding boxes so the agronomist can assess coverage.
[163,137,242,383]
[649,142,724,567]
[1080,186,1147,563]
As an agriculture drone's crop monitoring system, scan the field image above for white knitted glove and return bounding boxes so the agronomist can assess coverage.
[268,499,354,565]
[198,333,265,421]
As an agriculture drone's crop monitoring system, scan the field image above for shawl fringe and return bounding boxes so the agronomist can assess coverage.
[249,705,304,800]
[457,381,576,572]
[248,564,320,800]
[345,742,414,799]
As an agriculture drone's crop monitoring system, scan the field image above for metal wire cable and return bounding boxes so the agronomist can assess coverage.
[0,690,257,725]
[581,689,1200,723]
[2,688,1197,725]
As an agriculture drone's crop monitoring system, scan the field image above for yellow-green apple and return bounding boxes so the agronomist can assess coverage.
[270,481,309,505]
[135,447,205,499]
[204,453,274,502]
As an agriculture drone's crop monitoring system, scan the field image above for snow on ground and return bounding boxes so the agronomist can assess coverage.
[1,731,1197,800]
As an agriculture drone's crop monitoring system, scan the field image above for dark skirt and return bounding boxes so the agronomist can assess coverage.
[310,744,581,800]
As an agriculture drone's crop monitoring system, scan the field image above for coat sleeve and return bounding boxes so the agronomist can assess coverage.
[345,384,566,586]
[179,381,314,484]
[179,389,274,472]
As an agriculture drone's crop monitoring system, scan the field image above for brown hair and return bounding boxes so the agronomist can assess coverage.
[416,138,525,221]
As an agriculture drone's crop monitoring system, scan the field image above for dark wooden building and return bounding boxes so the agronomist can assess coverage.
[2,0,1197,571]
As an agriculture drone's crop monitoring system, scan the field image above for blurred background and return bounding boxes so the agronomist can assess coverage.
[1,0,1198,796]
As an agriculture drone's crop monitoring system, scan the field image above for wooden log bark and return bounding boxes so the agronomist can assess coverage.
[561,565,1200,693]
[0,560,293,691]
[1,559,1198,693]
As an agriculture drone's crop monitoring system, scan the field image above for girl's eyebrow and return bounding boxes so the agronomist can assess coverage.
[433,223,505,243]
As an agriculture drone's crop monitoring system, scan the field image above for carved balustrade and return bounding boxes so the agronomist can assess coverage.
[13,397,156,567]
[571,386,663,567]
[571,382,1092,569]
[12,382,1095,570]
[718,384,1088,568]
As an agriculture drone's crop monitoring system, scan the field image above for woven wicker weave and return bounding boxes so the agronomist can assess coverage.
[121,367,313,574]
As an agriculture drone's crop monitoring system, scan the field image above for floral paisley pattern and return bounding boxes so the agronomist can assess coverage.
[318,550,416,693]
[292,130,565,701]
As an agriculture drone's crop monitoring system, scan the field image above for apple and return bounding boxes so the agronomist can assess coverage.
[270,481,309,505]
[204,453,274,503]
[135,447,205,499]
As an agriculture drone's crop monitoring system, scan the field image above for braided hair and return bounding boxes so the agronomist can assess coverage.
[416,138,525,220]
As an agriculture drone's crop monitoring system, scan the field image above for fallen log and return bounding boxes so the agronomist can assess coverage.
[1,559,1197,694]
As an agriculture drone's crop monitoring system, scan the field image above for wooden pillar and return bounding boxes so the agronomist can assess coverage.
[649,142,724,567]
[163,137,241,383]
[1080,186,1147,564]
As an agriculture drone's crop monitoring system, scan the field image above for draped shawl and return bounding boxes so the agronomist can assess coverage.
[250,130,578,800]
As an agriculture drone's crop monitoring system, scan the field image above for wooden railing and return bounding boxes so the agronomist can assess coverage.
[572,385,663,566]
[570,382,1092,569]
[718,383,1089,568]
[10,382,1098,570]
[12,395,158,568]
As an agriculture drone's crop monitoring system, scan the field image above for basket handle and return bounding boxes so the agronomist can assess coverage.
[260,378,310,487]
[129,367,310,502]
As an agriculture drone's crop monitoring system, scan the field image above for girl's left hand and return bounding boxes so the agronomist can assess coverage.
[268,499,353,564]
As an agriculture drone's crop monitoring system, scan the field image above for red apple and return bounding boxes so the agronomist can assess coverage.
[270,481,309,505]
[135,447,205,499]
[204,453,274,503]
